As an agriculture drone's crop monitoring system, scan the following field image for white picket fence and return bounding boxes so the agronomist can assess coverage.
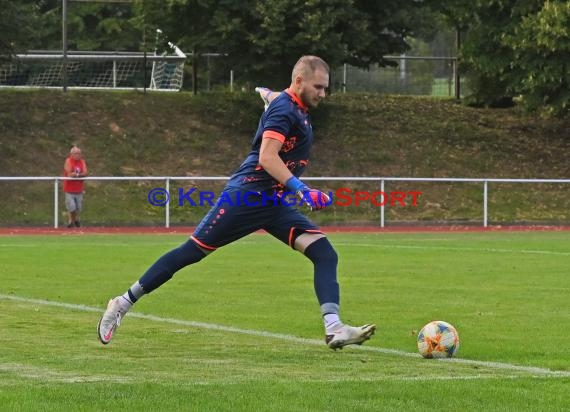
[1,176,569,228]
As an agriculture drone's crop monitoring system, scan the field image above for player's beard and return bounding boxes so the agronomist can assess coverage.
[300,91,321,108]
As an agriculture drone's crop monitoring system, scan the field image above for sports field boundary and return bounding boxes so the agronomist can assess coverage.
[1,225,570,236]
[1,293,569,379]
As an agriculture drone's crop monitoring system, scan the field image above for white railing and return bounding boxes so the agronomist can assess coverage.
[1,176,569,228]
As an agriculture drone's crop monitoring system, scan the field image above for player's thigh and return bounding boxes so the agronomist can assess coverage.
[263,207,323,249]
[192,192,276,249]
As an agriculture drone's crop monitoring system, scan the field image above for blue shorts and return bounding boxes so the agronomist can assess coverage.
[190,189,322,251]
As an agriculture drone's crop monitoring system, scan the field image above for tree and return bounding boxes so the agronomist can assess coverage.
[132,0,224,94]
[0,0,41,60]
[5,1,443,95]
[431,0,569,117]
[36,0,141,51]
[66,2,141,51]
[504,1,570,117]
[137,0,433,90]
[244,0,430,87]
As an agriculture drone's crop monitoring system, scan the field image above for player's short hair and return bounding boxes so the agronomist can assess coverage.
[291,56,329,82]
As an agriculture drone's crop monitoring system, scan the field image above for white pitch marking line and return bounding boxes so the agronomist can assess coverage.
[314,374,562,383]
[0,362,542,385]
[0,362,132,384]
[335,243,570,256]
[1,294,569,378]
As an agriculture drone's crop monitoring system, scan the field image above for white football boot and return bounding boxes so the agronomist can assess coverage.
[326,323,376,350]
[97,296,131,344]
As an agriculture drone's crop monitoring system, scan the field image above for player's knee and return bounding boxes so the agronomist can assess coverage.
[178,238,208,266]
[304,237,338,266]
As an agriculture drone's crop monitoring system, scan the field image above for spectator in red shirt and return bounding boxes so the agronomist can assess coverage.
[63,146,88,228]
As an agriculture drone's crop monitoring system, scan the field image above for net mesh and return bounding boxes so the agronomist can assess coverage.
[0,51,185,91]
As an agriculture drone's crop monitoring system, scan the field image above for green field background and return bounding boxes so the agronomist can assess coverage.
[0,232,569,411]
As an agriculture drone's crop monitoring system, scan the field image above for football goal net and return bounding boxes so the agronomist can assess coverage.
[0,42,186,91]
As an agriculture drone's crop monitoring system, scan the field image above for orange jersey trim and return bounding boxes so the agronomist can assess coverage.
[190,235,217,251]
[288,227,296,248]
[288,227,324,248]
[263,130,286,143]
[284,88,308,111]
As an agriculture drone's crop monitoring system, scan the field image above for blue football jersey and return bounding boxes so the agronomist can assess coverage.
[226,89,313,193]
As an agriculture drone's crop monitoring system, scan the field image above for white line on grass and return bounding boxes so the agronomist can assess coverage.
[1,294,569,378]
[0,361,548,385]
[0,363,132,384]
[315,374,562,383]
[335,243,570,256]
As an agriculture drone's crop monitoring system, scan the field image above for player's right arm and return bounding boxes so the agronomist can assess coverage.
[258,135,329,210]
[79,160,88,177]
[258,137,294,185]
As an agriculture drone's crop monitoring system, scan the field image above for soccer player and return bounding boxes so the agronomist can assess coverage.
[97,55,375,350]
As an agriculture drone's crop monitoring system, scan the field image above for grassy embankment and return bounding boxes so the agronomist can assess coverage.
[0,89,568,226]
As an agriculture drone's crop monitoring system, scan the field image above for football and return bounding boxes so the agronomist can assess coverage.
[417,320,460,358]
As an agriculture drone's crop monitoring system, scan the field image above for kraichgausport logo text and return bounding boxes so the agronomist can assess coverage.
[147,188,422,208]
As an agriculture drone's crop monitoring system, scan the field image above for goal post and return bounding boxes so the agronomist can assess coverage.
[0,47,187,91]
[149,41,186,90]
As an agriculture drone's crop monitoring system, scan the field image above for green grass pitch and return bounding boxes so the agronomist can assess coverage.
[1,231,569,411]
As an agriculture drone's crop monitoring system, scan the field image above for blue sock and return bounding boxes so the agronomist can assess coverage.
[137,239,207,295]
[303,237,339,306]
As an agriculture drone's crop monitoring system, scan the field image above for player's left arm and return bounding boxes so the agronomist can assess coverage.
[80,160,88,177]
[255,87,281,110]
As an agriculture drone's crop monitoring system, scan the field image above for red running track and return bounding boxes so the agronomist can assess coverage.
[1,225,569,236]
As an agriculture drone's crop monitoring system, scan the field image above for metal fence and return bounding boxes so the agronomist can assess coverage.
[331,56,460,97]
[2,53,460,96]
[0,176,568,228]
